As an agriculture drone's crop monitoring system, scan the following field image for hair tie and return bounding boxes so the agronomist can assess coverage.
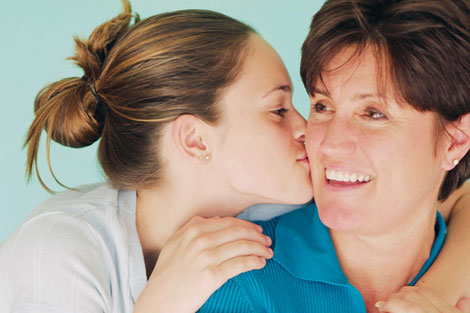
[81,76,107,124]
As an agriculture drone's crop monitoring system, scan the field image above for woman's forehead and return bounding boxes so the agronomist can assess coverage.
[314,45,408,105]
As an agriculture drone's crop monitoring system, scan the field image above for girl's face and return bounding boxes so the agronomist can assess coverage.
[306,46,447,235]
[213,34,313,205]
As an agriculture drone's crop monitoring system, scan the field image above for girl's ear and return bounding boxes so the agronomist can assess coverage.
[171,114,211,162]
[442,114,470,170]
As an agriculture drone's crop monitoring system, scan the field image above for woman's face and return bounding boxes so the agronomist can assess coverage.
[306,46,447,235]
[213,34,313,205]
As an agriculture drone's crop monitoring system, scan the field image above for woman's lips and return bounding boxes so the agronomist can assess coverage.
[325,168,374,183]
[323,167,374,190]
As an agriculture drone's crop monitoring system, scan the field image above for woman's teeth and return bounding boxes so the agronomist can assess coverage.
[325,168,373,183]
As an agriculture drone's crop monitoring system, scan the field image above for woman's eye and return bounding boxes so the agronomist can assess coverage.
[313,102,331,113]
[364,109,387,120]
[272,108,288,116]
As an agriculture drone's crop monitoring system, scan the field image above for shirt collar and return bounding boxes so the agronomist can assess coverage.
[273,203,349,284]
[273,203,446,286]
[409,209,446,285]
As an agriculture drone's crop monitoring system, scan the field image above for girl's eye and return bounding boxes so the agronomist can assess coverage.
[364,109,387,120]
[272,108,288,116]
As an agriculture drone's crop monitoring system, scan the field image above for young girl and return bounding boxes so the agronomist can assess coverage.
[0,1,468,312]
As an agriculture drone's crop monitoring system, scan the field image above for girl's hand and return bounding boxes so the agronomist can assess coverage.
[134,216,273,313]
[376,286,469,313]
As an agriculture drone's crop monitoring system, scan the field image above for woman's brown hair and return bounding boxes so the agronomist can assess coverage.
[300,0,470,201]
[25,1,255,192]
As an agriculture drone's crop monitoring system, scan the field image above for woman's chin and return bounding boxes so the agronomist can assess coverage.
[317,204,367,232]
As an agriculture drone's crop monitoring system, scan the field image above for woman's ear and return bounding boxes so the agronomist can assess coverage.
[171,114,211,162]
[442,114,470,170]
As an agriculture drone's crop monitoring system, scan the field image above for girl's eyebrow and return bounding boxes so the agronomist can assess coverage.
[262,85,292,99]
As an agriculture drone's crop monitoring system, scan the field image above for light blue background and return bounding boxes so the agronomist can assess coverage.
[0,0,324,241]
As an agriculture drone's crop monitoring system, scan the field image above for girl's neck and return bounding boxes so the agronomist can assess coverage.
[330,210,437,312]
[134,179,255,278]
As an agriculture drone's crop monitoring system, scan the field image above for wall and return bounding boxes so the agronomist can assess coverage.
[0,0,324,241]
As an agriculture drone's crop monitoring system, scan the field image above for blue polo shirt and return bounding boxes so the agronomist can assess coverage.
[199,203,446,313]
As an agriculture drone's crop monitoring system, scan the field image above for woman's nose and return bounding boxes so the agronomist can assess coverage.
[319,118,357,157]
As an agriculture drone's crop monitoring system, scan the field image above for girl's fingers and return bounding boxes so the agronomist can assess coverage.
[177,216,263,241]
[189,225,271,252]
[412,287,462,312]
[192,240,273,288]
[207,239,273,265]
[378,286,461,313]
[213,255,267,285]
[378,295,439,313]
[173,217,270,257]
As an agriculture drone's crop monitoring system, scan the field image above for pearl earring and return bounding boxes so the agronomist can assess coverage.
[453,159,459,166]
[199,154,211,161]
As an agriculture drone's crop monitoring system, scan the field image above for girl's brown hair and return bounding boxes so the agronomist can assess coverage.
[25,1,255,192]
[300,0,470,201]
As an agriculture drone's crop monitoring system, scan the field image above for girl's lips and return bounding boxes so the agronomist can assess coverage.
[297,157,310,169]
[297,156,309,163]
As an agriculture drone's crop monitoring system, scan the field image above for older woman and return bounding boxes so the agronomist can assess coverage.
[199,0,470,312]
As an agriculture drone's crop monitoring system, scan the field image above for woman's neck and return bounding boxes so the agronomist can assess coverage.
[330,210,437,312]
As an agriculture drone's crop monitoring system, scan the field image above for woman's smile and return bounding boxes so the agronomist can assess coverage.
[325,167,374,188]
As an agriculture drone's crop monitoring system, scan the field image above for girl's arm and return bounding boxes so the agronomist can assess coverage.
[379,182,470,312]
[417,181,470,305]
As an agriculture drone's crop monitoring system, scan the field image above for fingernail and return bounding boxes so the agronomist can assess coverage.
[375,301,385,308]
[265,236,272,245]
[256,225,263,232]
